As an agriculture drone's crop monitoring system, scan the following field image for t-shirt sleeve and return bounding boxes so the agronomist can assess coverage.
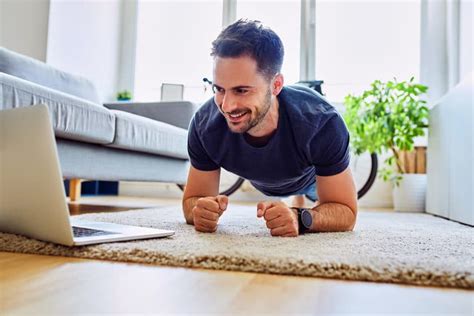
[187,116,219,171]
[310,113,350,176]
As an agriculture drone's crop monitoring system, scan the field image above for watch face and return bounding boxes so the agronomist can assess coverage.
[301,209,312,229]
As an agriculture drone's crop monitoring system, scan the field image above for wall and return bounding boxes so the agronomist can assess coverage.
[421,0,473,105]
[424,0,473,225]
[459,0,473,79]
[0,0,50,61]
[426,73,473,225]
[46,0,123,102]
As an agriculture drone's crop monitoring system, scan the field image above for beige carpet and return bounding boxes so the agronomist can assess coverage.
[1,205,472,289]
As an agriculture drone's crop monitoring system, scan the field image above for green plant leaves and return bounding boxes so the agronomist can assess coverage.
[343,78,429,184]
[117,90,133,101]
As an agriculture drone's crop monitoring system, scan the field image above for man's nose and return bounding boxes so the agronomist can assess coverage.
[220,92,238,113]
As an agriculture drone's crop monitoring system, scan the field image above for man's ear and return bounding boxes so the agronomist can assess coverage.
[272,74,284,95]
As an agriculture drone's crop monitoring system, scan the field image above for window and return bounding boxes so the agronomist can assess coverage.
[134,0,222,102]
[314,0,421,102]
[133,1,420,104]
[236,0,301,84]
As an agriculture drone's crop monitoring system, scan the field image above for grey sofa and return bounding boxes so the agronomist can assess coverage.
[0,47,196,199]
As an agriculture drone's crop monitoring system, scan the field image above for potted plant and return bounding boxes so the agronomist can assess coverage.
[116,90,133,101]
[343,78,429,212]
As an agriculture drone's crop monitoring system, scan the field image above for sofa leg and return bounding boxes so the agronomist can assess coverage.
[69,179,82,202]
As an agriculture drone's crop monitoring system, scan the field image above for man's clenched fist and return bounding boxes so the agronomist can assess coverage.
[192,195,228,233]
[257,201,299,237]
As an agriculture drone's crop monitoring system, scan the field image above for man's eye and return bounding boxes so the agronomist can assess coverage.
[235,89,248,94]
[213,86,224,94]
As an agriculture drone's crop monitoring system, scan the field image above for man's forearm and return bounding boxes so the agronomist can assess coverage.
[182,196,200,225]
[309,202,357,232]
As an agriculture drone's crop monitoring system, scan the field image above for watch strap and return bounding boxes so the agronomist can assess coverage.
[291,207,312,234]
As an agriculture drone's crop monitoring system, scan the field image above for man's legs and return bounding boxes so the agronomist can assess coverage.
[290,182,318,208]
[291,195,306,208]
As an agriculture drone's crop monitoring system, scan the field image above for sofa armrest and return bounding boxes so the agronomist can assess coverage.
[0,73,115,144]
[104,101,198,130]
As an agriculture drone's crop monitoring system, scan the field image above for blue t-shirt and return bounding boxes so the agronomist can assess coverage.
[187,85,350,197]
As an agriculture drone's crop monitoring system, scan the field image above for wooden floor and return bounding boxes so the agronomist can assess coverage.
[1,196,472,315]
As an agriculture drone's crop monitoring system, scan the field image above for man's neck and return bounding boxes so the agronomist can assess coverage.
[243,130,276,147]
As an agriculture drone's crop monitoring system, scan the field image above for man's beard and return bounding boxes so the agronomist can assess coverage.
[228,89,272,134]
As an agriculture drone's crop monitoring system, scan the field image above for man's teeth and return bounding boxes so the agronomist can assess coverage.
[230,112,246,118]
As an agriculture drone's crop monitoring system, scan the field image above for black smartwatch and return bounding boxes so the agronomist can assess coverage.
[291,207,313,234]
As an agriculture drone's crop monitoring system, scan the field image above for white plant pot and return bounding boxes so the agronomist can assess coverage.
[393,174,427,212]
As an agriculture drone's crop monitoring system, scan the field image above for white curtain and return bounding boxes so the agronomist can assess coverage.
[420,0,461,105]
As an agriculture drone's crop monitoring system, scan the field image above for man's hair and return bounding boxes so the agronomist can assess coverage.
[211,19,284,80]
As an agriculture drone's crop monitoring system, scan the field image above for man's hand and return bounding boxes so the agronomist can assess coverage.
[192,195,228,233]
[257,201,299,237]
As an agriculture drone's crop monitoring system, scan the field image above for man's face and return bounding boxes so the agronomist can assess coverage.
[212,56,274,134]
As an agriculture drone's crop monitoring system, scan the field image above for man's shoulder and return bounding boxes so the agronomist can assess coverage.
[192,97,226,133]
[194,97,217,121]
[280,85,339,129]
[190,98,227,142]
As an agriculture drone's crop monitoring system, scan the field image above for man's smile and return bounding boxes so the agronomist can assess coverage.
[227,110,250,123]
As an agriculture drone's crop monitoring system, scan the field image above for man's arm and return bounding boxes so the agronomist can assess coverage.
[310,167,358,232]
[182,166,220,224]
[257,167,357,236]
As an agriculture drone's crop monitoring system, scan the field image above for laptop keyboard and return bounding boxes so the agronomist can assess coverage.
[72,226,118,238]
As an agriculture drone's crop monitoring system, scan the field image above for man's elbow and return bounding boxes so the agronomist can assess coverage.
[183,208,194,225]
[184,213,195,225]
[346,204,358,231]
[346,222,356,231]
[342,219,356,232]
[182,200,194,225]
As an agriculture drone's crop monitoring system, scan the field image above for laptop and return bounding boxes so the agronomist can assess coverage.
[0,104,175,246]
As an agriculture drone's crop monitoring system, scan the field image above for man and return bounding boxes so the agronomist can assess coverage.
[182,19,357,237]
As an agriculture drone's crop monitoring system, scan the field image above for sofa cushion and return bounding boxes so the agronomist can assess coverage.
[107,110,188,160]
[0,47,101,104]
[0,73,115,144]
